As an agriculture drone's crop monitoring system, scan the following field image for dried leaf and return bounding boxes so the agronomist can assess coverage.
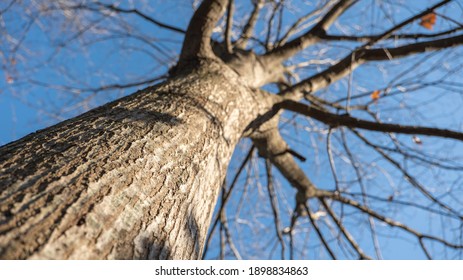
[370,90,381,100]
[412,135,423,145]
[310,211,326,220]
[420,13,437,30]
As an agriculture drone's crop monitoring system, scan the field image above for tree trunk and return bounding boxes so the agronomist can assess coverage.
[0,61,273,259]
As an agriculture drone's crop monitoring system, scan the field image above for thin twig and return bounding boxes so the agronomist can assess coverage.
[304,204,337,259]
[326,128,339,192]
[235,0,264,49]
[320,198,371,259]
[202,146,255,259]
[265,159,286,259]
[224,0,234,54]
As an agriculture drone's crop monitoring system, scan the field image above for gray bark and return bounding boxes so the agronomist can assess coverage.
[0,60,274,259]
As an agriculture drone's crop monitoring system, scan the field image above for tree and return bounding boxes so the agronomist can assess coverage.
[1,0,463,259]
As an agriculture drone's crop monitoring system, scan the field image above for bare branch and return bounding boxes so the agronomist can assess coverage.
[224,0,234,54]
[340,129,382,259]
[360,0,453,49]
[251,116,462,258]
[320,27,463,42]
[264,1,282,50]
[436,12,463,28]
[316,190,463,250]
[344,192,460,220]
[326,128,339,191]
[363,34,463,61]
[265,159,285,259]
[320,199,371,259]
[234,0,264,49]
[265,0,358,61]
[277,1,333,47]
[310,0,357,34]
[220,219,225,259]
[419,238,433,260]
[282,34,463,100]
[276,99,463,142]
[93,2,185,34]
[270,0,456,100]
[372,144,463,171]
[0,0,17,16]
[251,127,316,202]
[220,205,243,259]
[288,211,298,260]
[202,146,255,259]
[350,129,462,218]
[180,0,228,61]
[304,203,337,259]
[29,75,167,94]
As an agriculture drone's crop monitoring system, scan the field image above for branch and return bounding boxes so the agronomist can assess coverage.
[340,129,382,258]
[282,34,463,100]
[28,75,167,94]
[360,0,452,49]
[304,204,337,259]
[350,129,462,218]
[234,0,264,49]
[250,111,462,258]
[264,1,282,50]
[326,128,339,191]
[320,198,371,259]
[202,146,255,259]
[288,211,298,260]
[344,192,460,220]
[219,205,243,259]
[378,144,463,171]
[316,190,463,251]
[265,159,286,259]
[362,34,463,61]
[251,127,316,201]
[251,122,463,257]
[180,0,228,61]
[93,3,185,34]
[265,0,357,61]
[276,99,463,141]
[277,1,333,47]
[224,0,234,54]
[320,27,463,42]
[309,0,357,33]
[0,0,17,16]
[267,0,453,85]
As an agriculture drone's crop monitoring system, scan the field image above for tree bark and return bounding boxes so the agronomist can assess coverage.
[0,60,273,259]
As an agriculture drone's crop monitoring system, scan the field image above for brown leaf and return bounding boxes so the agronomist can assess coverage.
[370,90,381,100]
[420,13,437,30]
[412,135,423,145]
[6,75,14,84]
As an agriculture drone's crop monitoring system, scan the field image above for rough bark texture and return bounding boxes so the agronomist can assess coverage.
[0,60,273,259]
